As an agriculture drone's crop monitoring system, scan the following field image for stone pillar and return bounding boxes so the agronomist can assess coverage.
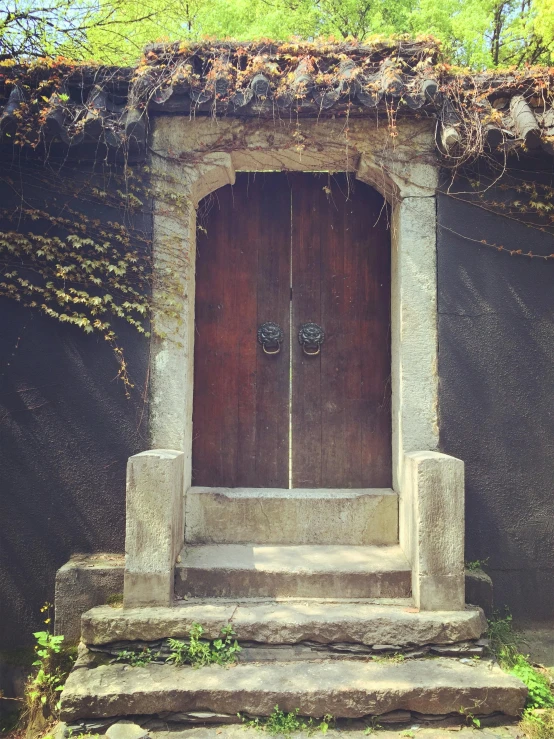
[391,197,439,493]
[402,451,465,611]
[124,450,184,608]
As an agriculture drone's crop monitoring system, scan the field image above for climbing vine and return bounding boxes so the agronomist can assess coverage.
[0,161,154,392]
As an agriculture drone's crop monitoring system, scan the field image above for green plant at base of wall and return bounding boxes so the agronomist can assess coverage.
[465,558,490,571]
[487,608,554,737]
[242,706,333,736]
[166,622,241,667]
[113,648,154,667]
[21,603,74,736]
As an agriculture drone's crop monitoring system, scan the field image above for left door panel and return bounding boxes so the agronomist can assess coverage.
[192,173,291,487]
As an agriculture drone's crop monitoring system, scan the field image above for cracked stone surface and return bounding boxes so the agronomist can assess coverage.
[60,658,526,721]
[82,602,486,646]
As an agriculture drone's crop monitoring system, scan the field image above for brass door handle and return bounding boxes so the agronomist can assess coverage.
[257,322,284,355]
[298,322,325,356]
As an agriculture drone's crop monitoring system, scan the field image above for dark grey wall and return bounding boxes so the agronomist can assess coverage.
[437,188,554,619]
[0,159,150,649]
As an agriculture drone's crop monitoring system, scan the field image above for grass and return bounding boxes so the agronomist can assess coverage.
[486,609,554,738]
[242,706,333,736]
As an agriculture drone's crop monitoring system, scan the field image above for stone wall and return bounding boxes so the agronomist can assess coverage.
[437,181,554,618]
[0,160,150,650]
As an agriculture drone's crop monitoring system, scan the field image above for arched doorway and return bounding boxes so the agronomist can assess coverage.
[192,172,391,489]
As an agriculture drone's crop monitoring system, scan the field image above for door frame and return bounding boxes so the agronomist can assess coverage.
[148,115,440,497]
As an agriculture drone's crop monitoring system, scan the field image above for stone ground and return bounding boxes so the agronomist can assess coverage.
[146,724,523,738]
[519,623,554,672]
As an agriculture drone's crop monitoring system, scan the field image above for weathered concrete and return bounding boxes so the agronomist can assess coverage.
[55,554,124,642]
[185,488,398,546]
[82,602,486,646]
[401,452,465,611]
[176,545,411,599]
[59,658,527,721]
[124,450,185,608]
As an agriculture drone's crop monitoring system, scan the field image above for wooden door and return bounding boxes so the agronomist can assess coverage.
[192,173,391,489]
[192,174,291,488]
[291,174,391,488]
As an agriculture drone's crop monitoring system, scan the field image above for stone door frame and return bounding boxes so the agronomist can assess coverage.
[148,116,440,494]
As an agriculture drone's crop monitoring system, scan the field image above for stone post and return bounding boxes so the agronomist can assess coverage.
[401,451,465,611]
[124,449,184,608]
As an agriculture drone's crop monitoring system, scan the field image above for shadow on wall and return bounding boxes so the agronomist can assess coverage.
[437,191,554,619]
[0,302,148,649]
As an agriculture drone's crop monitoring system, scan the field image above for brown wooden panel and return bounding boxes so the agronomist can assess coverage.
[291,174,391,488]
[290,173,323,487]
[192,173,291,487]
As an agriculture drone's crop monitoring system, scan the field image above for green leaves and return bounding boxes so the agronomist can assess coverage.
[166,622,241,668]
[0,198,152,394]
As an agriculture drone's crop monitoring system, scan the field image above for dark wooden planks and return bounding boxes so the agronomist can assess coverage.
[291,173,323,487]
[291,174,391,488]
[192,173,291,487]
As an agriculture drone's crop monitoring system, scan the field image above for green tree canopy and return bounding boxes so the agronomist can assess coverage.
[1,0,553,67]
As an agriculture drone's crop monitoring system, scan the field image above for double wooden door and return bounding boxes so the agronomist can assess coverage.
[193,173,391,489]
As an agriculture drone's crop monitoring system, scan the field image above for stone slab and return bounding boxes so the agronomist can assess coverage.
[176,544,411,599]
[465,568,494,616]
[82,602,486,647]
[149,726,520,739]
[106,720,148,739]
[55,554,125,642]
[59,658,527,721]
[185,487,398,546]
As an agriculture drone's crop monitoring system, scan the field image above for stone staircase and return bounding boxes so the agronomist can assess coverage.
[58,453,527,732]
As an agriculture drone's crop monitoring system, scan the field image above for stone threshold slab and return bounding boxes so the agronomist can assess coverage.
[185,487,398,546]
[82,602,486,646]
[176,544,411,599]
[60,657,526,721]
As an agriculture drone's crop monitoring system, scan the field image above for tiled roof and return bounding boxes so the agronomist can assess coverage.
[1,39,553,161]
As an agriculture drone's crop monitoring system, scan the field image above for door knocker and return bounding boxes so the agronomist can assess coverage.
[257,321,284,355]
[298,322,325,356]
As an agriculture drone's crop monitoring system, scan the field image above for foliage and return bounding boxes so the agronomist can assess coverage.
[487,608,554,720]
[0,165,152,393]
[487,608,521,668]
[511,656,554,711]
[465,558,489,571]
[166,622,241,667]
[23,603,73,729]
[114,648,153,667]
[371,652,405,663]
[520,708,554,739]
[0,0,160,60]
[242,706,333,736]
[1,0,553,67]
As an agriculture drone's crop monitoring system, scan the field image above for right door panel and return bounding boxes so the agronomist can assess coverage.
[291,174,392,488]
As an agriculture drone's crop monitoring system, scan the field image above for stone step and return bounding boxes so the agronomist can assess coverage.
[60,657,527,722]
[175,544,411,599]
[185,487,398,546]
[81,601,486,647]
